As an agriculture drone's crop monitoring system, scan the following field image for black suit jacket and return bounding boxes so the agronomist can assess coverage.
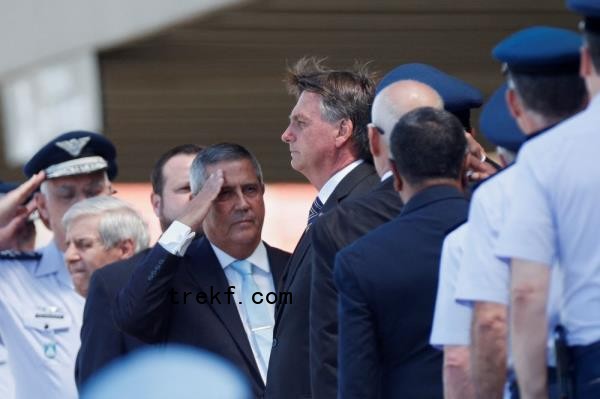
[265,162,379,399]
[113,238,289,398]
[75,249,150,389]
[334,185,468,399]
[309,177,403,399]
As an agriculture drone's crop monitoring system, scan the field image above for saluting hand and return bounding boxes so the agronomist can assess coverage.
[0,172,45,250]
[177,170,224,232]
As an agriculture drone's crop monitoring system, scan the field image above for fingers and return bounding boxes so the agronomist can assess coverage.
[9,172,45,205]
[0,210,30,250]
[0,172,44,226]
[201,170,224,201]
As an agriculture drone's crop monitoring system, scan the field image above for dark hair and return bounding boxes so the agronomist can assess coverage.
[509,72,587,120]
[584,30,600,72]
[390,107,467,186]
[189,143,263,195]
[150,144,203,195]
[285,57,375,162]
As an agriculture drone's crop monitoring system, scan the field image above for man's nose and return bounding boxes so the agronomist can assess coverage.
[281,125,294,143]
[234,191,251,211]
[64,244,80,264]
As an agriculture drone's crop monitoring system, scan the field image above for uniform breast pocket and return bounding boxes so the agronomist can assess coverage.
[22,310,71,333]
[20,306,72,361]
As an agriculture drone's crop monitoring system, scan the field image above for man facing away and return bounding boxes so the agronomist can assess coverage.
[335,107,470,399]
[496,2,600,397]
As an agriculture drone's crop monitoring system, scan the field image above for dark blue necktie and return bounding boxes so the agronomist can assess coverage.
[307,196,323,226]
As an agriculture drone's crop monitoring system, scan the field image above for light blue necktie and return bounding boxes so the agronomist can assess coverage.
[230,260,273,373]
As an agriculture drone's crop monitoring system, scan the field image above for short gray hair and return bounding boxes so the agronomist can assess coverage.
[189,143,263,195]
[62,196,149,252]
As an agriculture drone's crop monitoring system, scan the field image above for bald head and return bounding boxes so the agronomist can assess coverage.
[372,80,444,145]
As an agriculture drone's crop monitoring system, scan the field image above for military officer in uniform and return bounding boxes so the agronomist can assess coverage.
[0,131,117,399]
[437,26,586,399]
[496,3,600,397]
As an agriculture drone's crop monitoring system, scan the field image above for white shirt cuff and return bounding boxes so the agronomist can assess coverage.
[158,220,196,256]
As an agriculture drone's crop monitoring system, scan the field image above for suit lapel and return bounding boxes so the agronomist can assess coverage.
[183,239,262,383]
[321,162,377,212]
[265,244,285,291]
[275,163,378,322]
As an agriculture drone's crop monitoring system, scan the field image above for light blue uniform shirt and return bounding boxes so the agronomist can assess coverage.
[0,337,15,399]
[455,166,562,364]
[0,242,83,399]
[495,94,600,346]
[430,223,472,349]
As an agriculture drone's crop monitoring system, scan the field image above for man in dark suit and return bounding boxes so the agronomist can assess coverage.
[75,144,203,388]
[309,79,446,399]
[265,58,380,398]
[308,65,487,399]
[335,107,470,399]
[114,143,290,398]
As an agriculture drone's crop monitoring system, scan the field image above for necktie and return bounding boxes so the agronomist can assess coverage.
[229,260,273,373]
[307,196,323,226]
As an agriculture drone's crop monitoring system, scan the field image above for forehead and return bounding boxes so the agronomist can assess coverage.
[162,153,195,177]
[66,214,101,236]
[46,171,107,190]
[205,159,259,184]
[162,153,195,183]
[290,91,324,119]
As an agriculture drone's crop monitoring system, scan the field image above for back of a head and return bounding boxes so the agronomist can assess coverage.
[81,345,251,399]
[568,0,600,73]
[285,57,375,161]
[372,80,444,144]
[493,26,588,122]
[390,107,467,186]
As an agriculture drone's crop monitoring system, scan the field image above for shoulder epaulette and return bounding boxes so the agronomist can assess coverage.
[0,250,42,260]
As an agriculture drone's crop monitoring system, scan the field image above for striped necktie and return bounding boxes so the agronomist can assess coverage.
[307,196,324,226]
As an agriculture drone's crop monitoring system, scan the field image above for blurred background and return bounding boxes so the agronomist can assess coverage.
[0,0,577,250]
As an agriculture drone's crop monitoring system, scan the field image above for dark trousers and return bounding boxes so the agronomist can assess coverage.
[571,339,600,399]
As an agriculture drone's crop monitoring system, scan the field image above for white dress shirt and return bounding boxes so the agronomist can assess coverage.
[159,222,275,382]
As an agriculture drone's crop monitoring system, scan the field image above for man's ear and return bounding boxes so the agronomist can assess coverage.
[368,125,381,157]
[581,45,593,79]
[150,192,162,218]
[35,192,51,230]
[460,156,469,191]
[335,119,354,148]
[390,160,403,192]
[116,239,136,259]
[506,87,522,120]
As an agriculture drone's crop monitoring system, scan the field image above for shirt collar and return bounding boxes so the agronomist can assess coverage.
[318,159,363,204]
[380,170,393,182]
[210,241,270,274]
[400,185,464,216]
[34,240,65,277]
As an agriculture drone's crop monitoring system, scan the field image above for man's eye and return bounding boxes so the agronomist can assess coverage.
[216,190,234,201]
[84,187,105,198]
[57,192,76,202]
[243,186,259,196]
[75,240,94,250]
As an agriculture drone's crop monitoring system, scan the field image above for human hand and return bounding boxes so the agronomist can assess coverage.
[177,170,224,232]
[464,133,498,181]
[0,172,45,250]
